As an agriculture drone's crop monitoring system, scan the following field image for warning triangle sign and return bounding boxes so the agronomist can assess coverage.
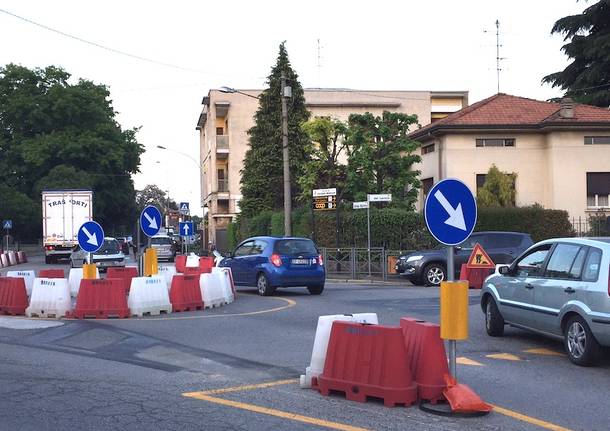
[466,243,495,269]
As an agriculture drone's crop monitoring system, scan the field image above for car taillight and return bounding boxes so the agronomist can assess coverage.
[45,245,54,251]
[318,254,324,266]
[270,253,282,267]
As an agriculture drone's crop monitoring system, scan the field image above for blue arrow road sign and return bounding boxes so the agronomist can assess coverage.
[179,221,194,237]
[424,178,477,246]
[77,221,105,253]
[140,205,162,237]
[2,220,12,229]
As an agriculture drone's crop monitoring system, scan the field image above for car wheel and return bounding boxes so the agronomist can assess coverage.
[564,315,601,366]
[307,284,324,295]
[485,297,504,337]
[423,263,446,286]
[257,273,275,296]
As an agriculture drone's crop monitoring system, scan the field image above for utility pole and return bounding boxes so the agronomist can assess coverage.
[496,19,501,94]
[281,71,292,236]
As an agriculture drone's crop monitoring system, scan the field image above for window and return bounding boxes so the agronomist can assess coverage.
[422,178,434,201]
[458,234,484,250]
[515,244,552,277]
[586,172,610,208]
[421,144,435,155]
[216,127,224,136]
[251,240,268,255]
[274,239,317,256]
[544,243,582,279]
[486,233,524,248]
[585,136,610,145]
[476,174,487,191]
[476,138,515,147]
[582,248,602,282]
[568,247,588,279]
[234,240,254,257]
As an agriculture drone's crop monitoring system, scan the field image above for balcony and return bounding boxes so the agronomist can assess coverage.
[217,179,229,193]
[216,135,229,159]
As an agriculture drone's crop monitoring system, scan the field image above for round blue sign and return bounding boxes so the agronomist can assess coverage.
[140,205,162,237]
[77,221,105,253]
[424,178,477,246]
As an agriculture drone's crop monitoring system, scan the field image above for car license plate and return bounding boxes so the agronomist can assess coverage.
[291,258,309,265]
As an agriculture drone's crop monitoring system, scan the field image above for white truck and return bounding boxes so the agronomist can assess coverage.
[42,190,93,264]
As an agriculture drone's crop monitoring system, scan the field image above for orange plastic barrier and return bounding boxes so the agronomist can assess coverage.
[106,267,138,293]
[315,321,417,407]
[458,264,492,289]
[0,277,28,315]
[175,255,187,273]
[199,257,214,274]
[38,269,65,279]
[183,266,202,275]
[400,317,449,403]
[169,274,204,312]
[70,279,130,319]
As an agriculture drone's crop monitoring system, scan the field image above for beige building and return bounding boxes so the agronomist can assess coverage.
[409,93,610,224]
[196,89,468,249]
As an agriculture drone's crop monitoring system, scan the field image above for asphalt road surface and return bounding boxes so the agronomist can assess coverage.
[1,255,608,431]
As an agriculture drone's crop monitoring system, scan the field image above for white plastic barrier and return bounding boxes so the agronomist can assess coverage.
[211,268,234,304]
[6,270,36,296]
[68,267,99,298]
[128,276,172,317]
[0,253,8,268]
[157,266,176,291]
[199,273,226,308]
[26,278,72,318]
[299,313,379,388]
[7,251,17,266]
[186,253,200,268]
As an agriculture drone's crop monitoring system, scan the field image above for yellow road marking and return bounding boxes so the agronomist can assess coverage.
[184,378,299,396]
[486,353,521,361]
[456,356,484,366]
[492,404,573,431]
[523,348,564,357]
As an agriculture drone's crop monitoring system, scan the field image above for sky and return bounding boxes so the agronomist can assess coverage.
[0,0,586,216]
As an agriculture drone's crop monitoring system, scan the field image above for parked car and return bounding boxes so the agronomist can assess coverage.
[219,236,325,296]
[150,234,176,262]
[395,231,533,286]
[69,237,126,272]
[481,237,610,366]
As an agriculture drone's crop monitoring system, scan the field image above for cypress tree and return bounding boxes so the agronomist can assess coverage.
[239,42,312,218]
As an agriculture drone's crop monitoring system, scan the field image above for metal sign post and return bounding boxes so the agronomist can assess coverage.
[447,245,455,376]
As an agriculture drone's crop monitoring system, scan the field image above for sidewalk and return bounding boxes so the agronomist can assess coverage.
[327,276,412,286]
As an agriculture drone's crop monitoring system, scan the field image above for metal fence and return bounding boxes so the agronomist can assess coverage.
[321,247,414,280]
[571,216,610,237]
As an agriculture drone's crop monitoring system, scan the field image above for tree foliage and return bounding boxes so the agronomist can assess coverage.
[543,0,610,107]
[477,164,516,207]
[135,185,178,216]
[239,43,312,218]
[344,111,421,208]
[0,64,143,239]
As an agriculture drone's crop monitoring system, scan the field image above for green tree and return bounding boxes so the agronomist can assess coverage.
[345,111,421,209]
[0,64,144,238]
[239,42,312,218]
[135,185,177,215]
[542,0,610,107]
[477,164,517,207]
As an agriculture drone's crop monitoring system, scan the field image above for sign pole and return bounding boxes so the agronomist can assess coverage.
[367,197,371,278]
[447,245,456,378]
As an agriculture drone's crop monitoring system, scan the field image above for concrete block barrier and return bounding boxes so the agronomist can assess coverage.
[38,269,66,279]
[169,274,204,312]
[26,278,72,318]
[6,270,36,296]
[199,273,226,308]
[0,277,29,315]
[128,276,172,317]
[300,313,378,389]
[71,279,130,319]
[7,251,17,266]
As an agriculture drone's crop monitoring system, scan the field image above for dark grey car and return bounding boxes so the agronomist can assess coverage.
[396,231,533,286]
[481,238,610,366]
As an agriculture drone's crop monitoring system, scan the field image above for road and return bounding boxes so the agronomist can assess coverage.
[1,254,608,431]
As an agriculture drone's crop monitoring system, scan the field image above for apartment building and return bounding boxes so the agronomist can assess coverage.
[196,89,468,250]
[409,93,610,222]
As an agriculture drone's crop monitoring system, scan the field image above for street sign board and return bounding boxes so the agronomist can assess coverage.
[313,188,337,197]
[313,195,336,211]
[179,202,190,214]
[368,193,392,202]
[424,178,477,246]
[2,220,12,229]
[466,243,495,269]
[140,205,162,237]
[353,201,369,209]
[77,221,104,253]
[179,221,194,237]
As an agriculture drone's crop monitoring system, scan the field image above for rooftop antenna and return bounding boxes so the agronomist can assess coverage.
[317,38,322,88]
[496,19,502,94]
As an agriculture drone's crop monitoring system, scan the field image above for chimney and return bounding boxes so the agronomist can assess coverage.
[559,97,575,119]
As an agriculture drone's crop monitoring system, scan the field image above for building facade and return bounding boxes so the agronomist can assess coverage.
[196,89,468,250]
[409,94,610,224]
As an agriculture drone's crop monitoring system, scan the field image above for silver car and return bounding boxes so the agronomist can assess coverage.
[70,237,126,272]
[150,235,176,262]
[481,238,610,366]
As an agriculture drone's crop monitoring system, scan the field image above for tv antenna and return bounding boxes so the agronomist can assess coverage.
[317,38,323,88]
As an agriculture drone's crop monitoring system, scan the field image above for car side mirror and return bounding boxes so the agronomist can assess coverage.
[499,265,511,276]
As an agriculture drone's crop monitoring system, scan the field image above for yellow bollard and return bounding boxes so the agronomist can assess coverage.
[144,248,158,276]
[82,263,97,280]
[440,280,469,340]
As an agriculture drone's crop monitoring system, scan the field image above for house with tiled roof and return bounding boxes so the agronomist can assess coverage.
[409,93,610,222]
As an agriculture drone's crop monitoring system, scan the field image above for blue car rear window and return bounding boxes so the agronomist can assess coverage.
[274,240,317,255]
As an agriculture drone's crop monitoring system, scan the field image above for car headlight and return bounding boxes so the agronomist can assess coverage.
[406,255,423,263]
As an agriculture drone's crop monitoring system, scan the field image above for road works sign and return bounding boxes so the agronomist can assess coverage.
[466,243,495,269]
[179,221,194,237]
[77,221,104,253]
[424,179,476,246]
[140,206,162,237]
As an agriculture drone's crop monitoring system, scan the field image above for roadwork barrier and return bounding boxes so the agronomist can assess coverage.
[158,266,177,291]
[186,254,200,268]
[199,273,227,308]
[169,274,204,312]
[106,267,138,293]
[0,277,29,315]
[211,268,235,303]
[0,253,6,268]
[70,279,130,319]
[459,264,491,290]
[38,269,66,279]
[7,251,17,266]
[17,251,27,264]
[68,267,100,298]
[198,257,214,274]
[128,276,172,317]
[26,278,71,318]
[175,255,187,273]
[6,270,36,296]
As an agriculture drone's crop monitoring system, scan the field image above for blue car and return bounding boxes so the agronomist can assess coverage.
[219,236,325,296]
